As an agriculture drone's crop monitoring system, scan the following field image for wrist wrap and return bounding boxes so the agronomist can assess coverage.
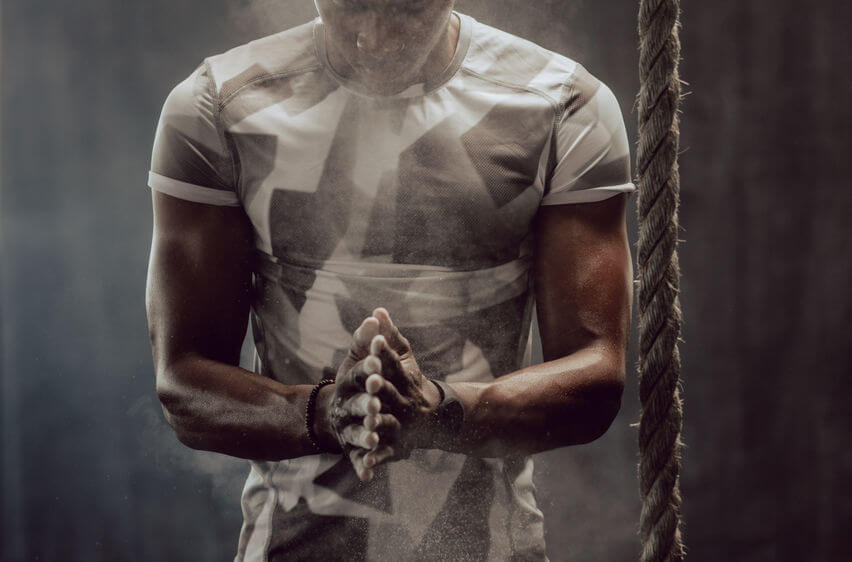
[427,379,465,449]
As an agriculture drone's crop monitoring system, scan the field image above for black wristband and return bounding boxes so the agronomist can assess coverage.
[431,378,446,403]
[305,378,336,453]
[427,379,465,450]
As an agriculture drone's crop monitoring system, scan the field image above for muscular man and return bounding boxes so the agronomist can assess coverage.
[146,0,634,559]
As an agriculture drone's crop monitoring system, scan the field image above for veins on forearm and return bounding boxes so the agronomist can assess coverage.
[447,344,624,458]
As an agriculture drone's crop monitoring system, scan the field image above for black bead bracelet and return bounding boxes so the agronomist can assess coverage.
[305,378,336,453]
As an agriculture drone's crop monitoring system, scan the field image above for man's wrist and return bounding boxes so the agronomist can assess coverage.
[309,383,342,454]
[420,378,465,450]
[425,377,443,412]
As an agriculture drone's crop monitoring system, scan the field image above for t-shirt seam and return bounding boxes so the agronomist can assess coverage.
[456,67,572,203]
[458,66,561,112]
[203,58,241,198]
[541,77,581,200]
[219,64,324,109]
[212,63,324,201]
[261,462,280,562]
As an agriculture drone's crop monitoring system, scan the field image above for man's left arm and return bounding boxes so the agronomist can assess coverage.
[351,193,632,464]
[445,192,633,457]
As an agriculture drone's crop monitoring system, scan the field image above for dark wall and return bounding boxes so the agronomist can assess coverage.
[1,1,849,560]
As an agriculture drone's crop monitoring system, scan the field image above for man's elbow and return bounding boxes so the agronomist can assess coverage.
[156,402,199,449]
[576,372,625,444]
[589,382,624,443]
[155,368,197,447]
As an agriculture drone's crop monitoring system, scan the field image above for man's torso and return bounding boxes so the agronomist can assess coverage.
[152,12,600,560]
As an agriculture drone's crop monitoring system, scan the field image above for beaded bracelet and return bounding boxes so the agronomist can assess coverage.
[305,378,336,453]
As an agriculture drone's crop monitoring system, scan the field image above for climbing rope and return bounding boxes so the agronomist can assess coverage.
[635,0,685,560]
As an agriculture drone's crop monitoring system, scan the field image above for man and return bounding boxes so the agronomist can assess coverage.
[146,0,635,559]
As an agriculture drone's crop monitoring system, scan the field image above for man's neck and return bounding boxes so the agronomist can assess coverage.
[417,11,461,83]
[325,12,461,93]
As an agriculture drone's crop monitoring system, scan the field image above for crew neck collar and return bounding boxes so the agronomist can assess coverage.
[313,11,473,100]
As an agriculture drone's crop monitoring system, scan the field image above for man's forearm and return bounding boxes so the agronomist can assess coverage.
[156,353,321,461]
[437,343,624,458]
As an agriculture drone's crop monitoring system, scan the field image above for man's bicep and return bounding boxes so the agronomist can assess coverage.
[147,190,254,371]
[532,193,633,364]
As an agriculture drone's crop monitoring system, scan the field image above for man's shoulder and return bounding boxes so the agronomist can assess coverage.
[199,19,321,102]
[462,15,587,104]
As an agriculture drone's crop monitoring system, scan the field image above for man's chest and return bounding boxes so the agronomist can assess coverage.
[224,86,554,268]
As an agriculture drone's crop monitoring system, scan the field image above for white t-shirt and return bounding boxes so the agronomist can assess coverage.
[149,11,634,561]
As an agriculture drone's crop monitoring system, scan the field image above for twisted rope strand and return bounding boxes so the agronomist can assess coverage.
[636,0,685,559]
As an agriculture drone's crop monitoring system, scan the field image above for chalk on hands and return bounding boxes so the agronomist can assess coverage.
[364,446,395,469]
[341,424,379,449]
[370,334,386,356]
[346,393,380,417]
[364,355,381,375]
[365,373,384,394]
[354,317,379,348]
[363,413,380,431]
[349,449,374,482]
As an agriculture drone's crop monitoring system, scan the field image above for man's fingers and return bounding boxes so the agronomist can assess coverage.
[363,412,400,434]
[341,424,379,450]
[364,374,385,394]
[363,445,398,469]
[349,448,374,482]
[342,393,381,417]
[365,373,384,394]
[337,355,382,395]
[372,307,412,354]
[365,372,408,413]
[370,335,408,389]
[350,316,380,361]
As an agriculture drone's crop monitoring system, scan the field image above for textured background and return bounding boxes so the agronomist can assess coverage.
[2,0,850,560]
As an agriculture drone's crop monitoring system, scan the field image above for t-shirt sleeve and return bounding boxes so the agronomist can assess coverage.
[541,65,636,205]
[147,61,240,206]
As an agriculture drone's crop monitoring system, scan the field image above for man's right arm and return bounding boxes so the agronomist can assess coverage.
[147,190,336,461]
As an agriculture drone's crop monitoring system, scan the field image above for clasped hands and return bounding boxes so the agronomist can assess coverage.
[314,307,442,482]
